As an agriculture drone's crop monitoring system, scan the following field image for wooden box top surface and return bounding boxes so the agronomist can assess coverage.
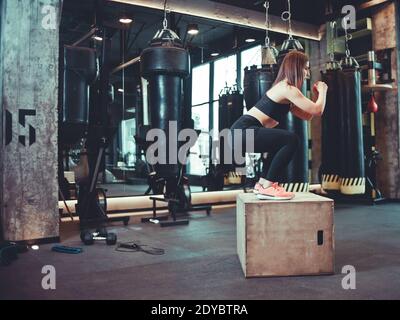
[237,192,334,204]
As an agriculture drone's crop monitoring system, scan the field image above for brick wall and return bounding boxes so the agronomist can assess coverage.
[372,2,400,199]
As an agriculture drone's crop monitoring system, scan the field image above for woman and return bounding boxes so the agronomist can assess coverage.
[231,51,328,200]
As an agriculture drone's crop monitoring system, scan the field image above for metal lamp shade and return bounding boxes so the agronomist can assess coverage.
[280,37,304,52]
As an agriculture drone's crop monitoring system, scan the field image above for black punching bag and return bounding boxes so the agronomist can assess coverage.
[140,29,190,179]
[243,65,275,110]
[218,86,244,171]
[61,45,97,146]
[337,66,365,195]
[218,87,244,132]
[321,68,342,190]
[275,47,309,192]
[242,65,275,181]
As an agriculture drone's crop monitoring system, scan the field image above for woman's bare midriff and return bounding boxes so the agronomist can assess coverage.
[246,107,279,128]
[247,82,293,128]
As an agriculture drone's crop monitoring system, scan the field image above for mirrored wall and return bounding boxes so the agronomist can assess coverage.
[60,1,313,198]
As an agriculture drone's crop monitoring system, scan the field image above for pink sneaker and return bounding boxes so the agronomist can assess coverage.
[256,182,295,200]
[253,183,262,194]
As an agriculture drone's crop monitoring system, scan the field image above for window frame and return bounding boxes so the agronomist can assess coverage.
[188,43,262,176]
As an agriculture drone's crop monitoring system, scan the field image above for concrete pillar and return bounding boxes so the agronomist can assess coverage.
[372,2,400,199]
[0,0,61,241]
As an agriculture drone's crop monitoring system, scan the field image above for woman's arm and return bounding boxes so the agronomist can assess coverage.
[290,104,313,121]
[290,85,320,120]
[285,83,327,116]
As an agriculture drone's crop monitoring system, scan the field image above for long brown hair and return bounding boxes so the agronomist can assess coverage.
[273,51,309,89]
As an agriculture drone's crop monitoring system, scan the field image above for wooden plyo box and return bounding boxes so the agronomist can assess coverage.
[237,192,334,278]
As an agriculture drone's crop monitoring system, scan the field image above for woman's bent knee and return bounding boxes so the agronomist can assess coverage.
[282,131,300,149]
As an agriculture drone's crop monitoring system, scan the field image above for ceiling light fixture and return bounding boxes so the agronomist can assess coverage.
[211,52,220,57]
[93,36,103,42]
[119,17,133,24]
[245,38,256,43]
[187,23,199,35]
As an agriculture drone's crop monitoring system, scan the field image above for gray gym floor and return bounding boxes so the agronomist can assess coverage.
[1,201,400,300]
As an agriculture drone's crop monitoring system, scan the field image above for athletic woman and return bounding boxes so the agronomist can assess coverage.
[231,51,328,200]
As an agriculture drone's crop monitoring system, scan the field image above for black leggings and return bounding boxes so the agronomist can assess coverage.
[230,115,299,182]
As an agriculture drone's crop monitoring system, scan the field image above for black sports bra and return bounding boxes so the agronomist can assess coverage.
[254,94,290,123]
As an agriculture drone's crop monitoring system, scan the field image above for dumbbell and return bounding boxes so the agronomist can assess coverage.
[0,243,18,266]
[80,227,108,241]
[80,230,117,246]
[0,242,28,266]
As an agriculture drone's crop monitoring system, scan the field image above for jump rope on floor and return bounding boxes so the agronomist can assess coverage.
[115,241,165,255]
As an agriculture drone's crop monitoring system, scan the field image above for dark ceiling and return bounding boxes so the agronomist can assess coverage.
[61,1,242,62]
[60,0,385,69]
[61,0,273,67]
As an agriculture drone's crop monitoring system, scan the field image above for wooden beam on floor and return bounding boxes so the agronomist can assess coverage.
[59,189,244,214]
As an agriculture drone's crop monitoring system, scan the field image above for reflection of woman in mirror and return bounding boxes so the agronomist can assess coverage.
[231,51,328,200]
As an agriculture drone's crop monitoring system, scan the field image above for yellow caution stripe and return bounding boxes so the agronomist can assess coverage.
[339,177,366,195]
[224,171,242,185]
[280,182,310,192]
[322,174,341,190]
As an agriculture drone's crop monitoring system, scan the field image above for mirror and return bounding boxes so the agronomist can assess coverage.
[59,0,319,199]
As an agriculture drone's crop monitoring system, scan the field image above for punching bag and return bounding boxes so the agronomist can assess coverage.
[218,86,244,172]
[218,86,244,132]
[337,66,365,195]
[275,47,309,192]
[321,67,342,190]
[242,64,276,181]
[243,65,275,110]
[140,28,190,179]
[61,45,97,146]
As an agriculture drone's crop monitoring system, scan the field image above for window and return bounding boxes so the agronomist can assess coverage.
[187,132,210,176]
[121,118,136,167]
[240,45,262,88]
[188,47,262,176]
[188,63,211,175]
[192,64,210,106]
[240,46,263,170]
[190,102,211,175]
[241,45,262,110]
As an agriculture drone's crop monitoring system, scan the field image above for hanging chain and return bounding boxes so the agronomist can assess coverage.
[343,17,352,57]
[163,0,168,29]
[281,0,293,39]
[329,21,336,61]
[287,0,292,38]
[264,1,270,46]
